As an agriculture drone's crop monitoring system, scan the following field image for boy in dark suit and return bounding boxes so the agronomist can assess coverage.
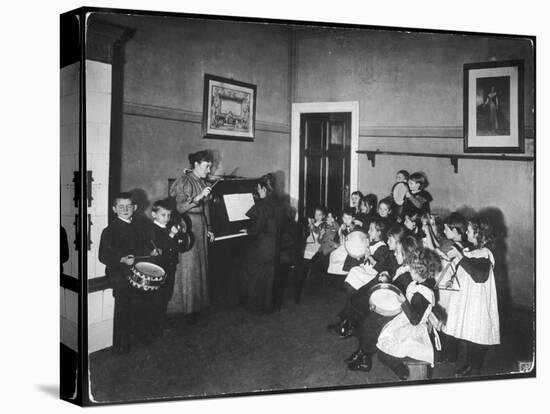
[148,198,189,334]
[98,192,153,354]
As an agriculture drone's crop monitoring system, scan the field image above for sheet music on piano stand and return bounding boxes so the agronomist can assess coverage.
[206,177,259,241]
[223,193,255,222]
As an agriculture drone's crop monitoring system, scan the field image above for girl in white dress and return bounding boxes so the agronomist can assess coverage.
[346,236,422,372]
[442,216,500,376]
[376,248,442,380]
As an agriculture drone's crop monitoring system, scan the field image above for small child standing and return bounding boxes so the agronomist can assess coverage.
[98,192,155,354]
[148,199,189,335]
[436,212,469,363]
[395,169,410,183]
[402,172,433,217]
[443,217,500,376]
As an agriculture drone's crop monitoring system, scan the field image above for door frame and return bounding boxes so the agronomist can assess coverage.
[290,101,359,216]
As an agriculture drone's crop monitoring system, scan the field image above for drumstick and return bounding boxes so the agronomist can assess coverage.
[133,255,152,260]
[150,240,159,252]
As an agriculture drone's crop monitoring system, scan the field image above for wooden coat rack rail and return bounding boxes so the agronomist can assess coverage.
[357,149,534,173]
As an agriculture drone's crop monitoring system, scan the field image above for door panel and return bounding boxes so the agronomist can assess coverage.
[304,156,322,216]
[305,118,323,150]
[299,112,351,221]
[326,155,344,215]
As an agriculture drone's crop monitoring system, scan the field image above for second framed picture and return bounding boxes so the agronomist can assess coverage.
[202,74,257,141]
[463,60,524,153]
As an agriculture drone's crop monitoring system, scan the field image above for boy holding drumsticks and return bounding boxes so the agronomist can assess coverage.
[98,192,157,354]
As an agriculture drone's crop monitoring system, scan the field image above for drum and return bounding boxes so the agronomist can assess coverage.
[392,182,409,206]
[128,262,166,291]
[369,283,405,317]
[344,230,369,259]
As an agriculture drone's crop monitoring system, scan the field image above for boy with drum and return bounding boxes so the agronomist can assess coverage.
[98,192,158,354]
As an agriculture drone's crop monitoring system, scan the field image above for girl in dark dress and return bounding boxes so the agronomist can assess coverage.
[238,174,283,314]
[402,172,432,218]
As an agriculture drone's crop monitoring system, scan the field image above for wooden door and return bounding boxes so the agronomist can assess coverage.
[298,112,351,221]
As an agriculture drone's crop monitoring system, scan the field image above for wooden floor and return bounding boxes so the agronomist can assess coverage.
[88,276,534,404]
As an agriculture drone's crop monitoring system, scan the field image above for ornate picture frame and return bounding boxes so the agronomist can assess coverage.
[202,74,256,141]
[463,60,524,153]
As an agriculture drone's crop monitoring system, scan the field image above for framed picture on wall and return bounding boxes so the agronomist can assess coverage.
[463,60,524,153]
[202,74,256,141]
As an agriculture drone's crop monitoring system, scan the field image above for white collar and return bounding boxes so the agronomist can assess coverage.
[117,217,132,224]
[154,220,167,228]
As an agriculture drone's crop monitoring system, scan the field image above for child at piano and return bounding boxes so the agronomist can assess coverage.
[376,247,443,380]
[402,172,432,217]
[442,216,500,376]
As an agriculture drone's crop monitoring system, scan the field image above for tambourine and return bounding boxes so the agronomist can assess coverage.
[392,182,409,206]
[369,283,405,317]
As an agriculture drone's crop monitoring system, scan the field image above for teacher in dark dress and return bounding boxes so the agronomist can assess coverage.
[238,173,283,314]
[168,150,215,324]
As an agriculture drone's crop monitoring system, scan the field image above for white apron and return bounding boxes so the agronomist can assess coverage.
[344,241,386,289]
[435,259,458,313]
[303,222,323,260]
[442,247,500,345]
[327,245,348,275]
[377,283,435,365]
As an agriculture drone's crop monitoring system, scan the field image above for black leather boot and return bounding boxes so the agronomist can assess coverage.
[348,352,372,372]
[337,319,355,339]
[345,348,364,364]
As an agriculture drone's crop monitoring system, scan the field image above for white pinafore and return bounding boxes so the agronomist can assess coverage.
[442,247,500,345]
[377,282,436,365]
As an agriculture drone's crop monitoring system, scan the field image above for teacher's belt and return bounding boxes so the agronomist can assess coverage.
[186,209,206,215]
[186,210,210,228]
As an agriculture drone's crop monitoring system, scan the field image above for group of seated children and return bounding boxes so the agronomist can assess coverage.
[302,170,500,380]
[98,193,189,354]
[303,170,432,279]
